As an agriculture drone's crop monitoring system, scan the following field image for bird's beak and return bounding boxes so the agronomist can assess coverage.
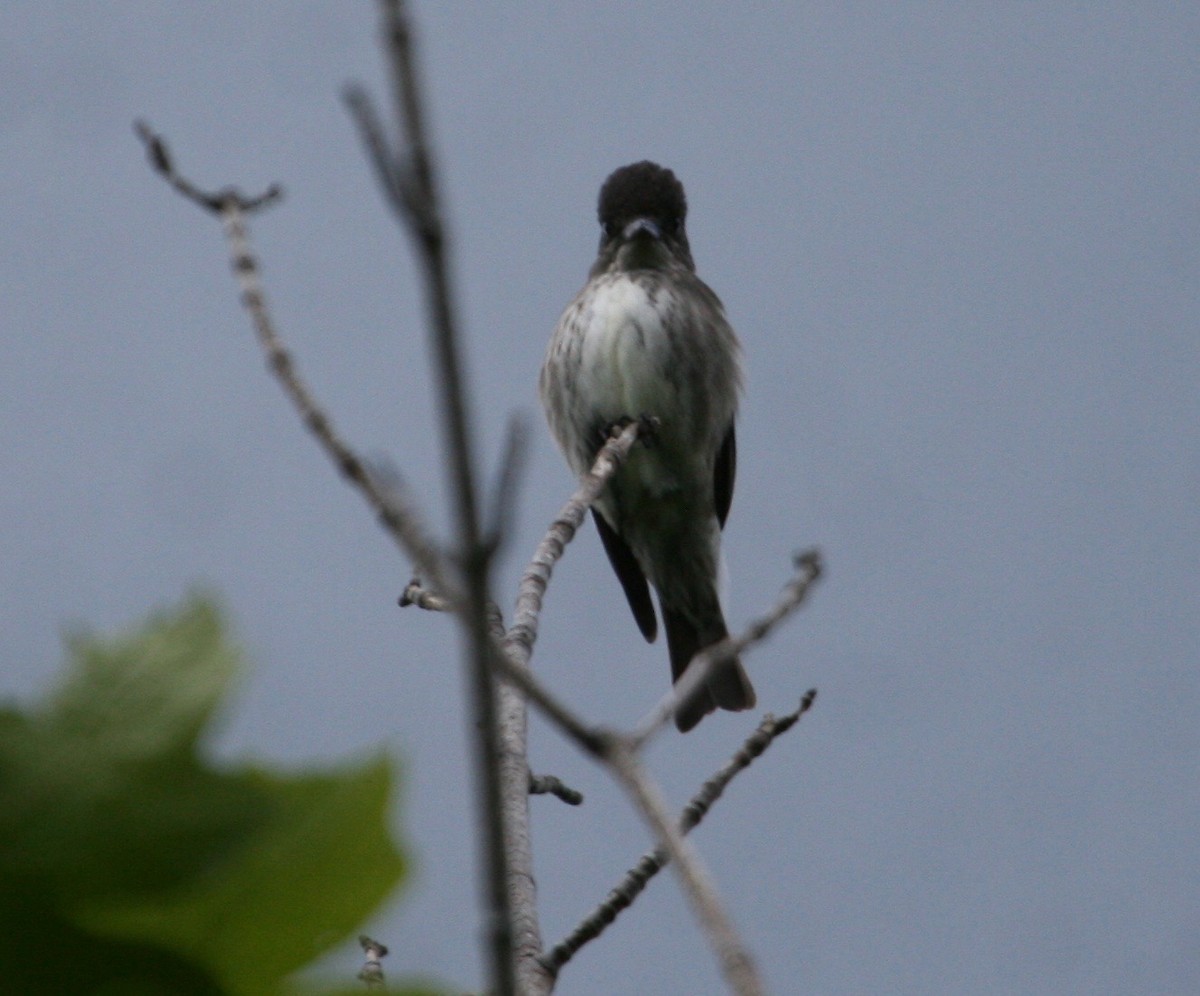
[622,217,662,242]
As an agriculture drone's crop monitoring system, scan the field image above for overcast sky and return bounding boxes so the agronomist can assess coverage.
[3,4,1197,993]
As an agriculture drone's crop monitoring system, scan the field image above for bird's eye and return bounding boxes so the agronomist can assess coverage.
[664,217,681,235]
[601,221,615,238]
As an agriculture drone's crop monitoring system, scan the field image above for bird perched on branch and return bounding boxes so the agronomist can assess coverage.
[540,161,755,731]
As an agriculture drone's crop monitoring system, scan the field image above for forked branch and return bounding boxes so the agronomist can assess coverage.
[543,691,818,975]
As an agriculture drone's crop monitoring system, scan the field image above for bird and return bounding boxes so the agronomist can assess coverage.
[540,161,755,731]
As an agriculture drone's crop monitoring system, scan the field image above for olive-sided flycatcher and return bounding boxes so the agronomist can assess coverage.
[540,161,755,731]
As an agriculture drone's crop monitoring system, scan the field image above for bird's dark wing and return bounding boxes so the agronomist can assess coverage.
[592,508,657,642]
[714,422,736,530]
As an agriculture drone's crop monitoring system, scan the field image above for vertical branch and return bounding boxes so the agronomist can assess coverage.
[376,2,515,992]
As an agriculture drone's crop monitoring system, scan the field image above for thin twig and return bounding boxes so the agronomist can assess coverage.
[399,424,643,751]
[398,578,453,611]
[138,128,464,613]
[604,738,764,996]
[134,120,282,214]
[342,85,405,207]
[504,421,643,671]
[542,691,818,975]
[528,772,584,806]
[393,576,600,758]
[217,196,455,595]
[632,549,823,748]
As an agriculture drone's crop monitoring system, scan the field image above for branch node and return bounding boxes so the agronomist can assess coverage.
[793,547,822,579]
[134,119,283,215]
[399,578,453,612]
[357,934,389,989]
[529,772,585,806]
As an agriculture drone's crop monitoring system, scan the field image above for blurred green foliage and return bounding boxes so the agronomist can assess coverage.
[0,596,434,994]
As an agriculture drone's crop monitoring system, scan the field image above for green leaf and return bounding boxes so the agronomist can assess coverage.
[89,760,402,993]
[0,595,408,995]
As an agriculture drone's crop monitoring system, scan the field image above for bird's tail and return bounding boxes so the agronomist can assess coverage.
[662,604,756,732]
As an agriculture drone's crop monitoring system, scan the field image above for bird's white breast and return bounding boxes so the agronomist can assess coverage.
[574,277,680,421]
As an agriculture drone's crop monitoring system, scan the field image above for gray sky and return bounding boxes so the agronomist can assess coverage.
[3,4,1197,993]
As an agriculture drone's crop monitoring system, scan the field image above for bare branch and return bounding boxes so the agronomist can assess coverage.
[134,135,459,607]
[504,420,643,670]
[604,737,764,995]
[364,2,520,991]
[395,584,595,744]
[380,0,440,242]
[543,692,817,976]
[397,420,644,752]
[216,198,456,600]
[633,549,823,747]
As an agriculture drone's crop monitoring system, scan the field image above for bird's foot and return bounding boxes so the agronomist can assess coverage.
[635,413,661,445]
[602,414,660,449]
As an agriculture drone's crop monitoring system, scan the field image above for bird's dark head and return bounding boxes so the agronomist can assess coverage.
[593,161,694,274]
